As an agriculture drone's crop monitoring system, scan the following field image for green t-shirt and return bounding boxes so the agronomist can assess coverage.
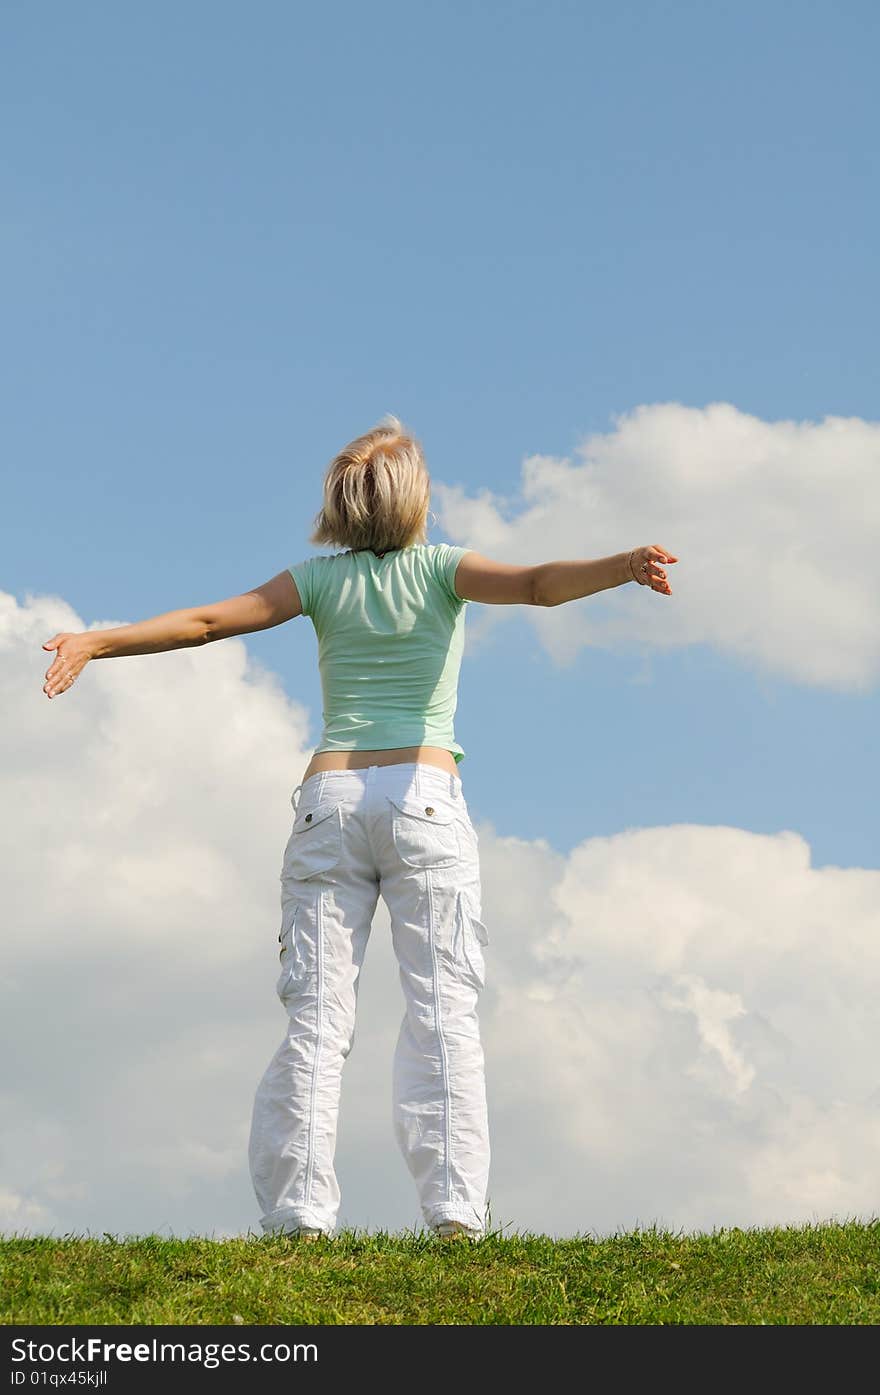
[288,542,471,764]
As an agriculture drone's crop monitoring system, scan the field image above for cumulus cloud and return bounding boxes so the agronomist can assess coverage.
[482,821,880,1233]
[2,587,879,1240]
[434,402,880,689]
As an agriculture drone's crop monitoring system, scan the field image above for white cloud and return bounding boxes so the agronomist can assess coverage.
[434,402,880,689]
[0,1187,54,1234]
[663,974,755,1096]
[2,587,879,1240]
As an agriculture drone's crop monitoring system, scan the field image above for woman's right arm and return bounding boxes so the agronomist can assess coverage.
[455,546,677,607]
[534,545,677,604]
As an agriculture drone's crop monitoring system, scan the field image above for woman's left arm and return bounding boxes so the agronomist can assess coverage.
[42,570,302,699]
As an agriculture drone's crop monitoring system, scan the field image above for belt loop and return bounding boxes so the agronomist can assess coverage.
[291,782,304,815]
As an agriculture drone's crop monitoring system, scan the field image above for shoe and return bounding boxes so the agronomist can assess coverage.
[288,1226,326,1241]
[434,1220,483,1241]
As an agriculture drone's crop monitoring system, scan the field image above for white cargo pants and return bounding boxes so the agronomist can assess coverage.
[248,762,491,1237]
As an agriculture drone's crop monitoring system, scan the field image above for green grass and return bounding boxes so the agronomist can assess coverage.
[2,1222,879,1325]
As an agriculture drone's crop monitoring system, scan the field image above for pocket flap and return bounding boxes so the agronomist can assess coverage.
[470,916,489,946]
[292,799,342,835]
[386,794,458,826]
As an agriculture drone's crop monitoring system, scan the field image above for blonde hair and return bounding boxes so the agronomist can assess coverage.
[308,414,431,554]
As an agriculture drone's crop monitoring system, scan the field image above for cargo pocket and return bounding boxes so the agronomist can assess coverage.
[387,793,461,869]
[454,890,490,991]
[285,797,344,880]
[275,902,306,1001]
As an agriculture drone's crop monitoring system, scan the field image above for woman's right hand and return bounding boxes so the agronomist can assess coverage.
[628,545,678,594]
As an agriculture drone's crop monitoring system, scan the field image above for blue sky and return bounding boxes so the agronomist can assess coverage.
[5,1,877,865]
[3,3,879,1239]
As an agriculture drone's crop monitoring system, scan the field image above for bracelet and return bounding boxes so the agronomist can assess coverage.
[628,550,639,583]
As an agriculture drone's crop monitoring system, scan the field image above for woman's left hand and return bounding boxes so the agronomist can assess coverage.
[42,632,95,699]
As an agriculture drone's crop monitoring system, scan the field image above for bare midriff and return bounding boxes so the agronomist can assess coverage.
[301,745,460,783]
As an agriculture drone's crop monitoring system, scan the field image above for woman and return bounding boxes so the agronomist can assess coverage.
[41,414,677,1242]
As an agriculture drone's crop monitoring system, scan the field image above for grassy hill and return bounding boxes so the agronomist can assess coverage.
[2,1221,879,1325]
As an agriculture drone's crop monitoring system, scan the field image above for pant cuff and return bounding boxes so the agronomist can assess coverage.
[260,1204,334,1236]
[424,1203,485,1233]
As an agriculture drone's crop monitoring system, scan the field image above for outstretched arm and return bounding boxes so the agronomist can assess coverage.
[534,545,677,605]
[454,546,677,607]
[42,570,302,699]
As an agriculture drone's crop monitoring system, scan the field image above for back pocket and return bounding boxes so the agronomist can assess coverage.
[285,798,344,880]
[387,793,460,869]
